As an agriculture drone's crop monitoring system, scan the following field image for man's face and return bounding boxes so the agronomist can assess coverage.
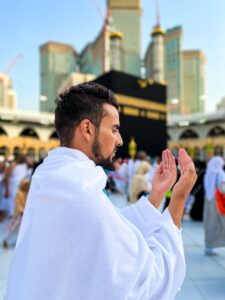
[92,104,123,170]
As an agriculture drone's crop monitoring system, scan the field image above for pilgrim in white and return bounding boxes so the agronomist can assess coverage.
[5,82,197,300]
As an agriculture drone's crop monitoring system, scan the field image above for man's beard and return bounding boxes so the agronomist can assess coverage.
[92,132,116,171]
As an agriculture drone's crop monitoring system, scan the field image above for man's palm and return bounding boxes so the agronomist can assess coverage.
[152,150,177,197]
[172,149,197,198]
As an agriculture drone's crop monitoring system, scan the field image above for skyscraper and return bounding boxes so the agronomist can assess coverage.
[145,23,205,116]
[40,41,78,112]
[164,26,183,115]
[80,0,141,77]
[182,50,205,114]
[79,35,103,76]
[108,0,141,76]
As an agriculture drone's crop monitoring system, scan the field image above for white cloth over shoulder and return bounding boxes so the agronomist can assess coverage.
[5,147,185,300]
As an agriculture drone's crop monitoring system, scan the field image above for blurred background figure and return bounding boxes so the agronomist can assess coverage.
[4,154,28,216]
[26,157,35,179]
[129,161,151,203]
[3,178,30,248]
[203,156,225,256]
[189,160,206,221]
[146,156,161,187]
[111,158,127,194]
[126,150,148,199]
[0,160,7,222]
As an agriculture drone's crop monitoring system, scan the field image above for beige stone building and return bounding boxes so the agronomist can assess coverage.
[58,73,96,94]
[0,108,58,160]
[168,111,225,160]
[0,74,17,110]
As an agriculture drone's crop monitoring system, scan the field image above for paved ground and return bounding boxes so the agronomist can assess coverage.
[0,194,225,299]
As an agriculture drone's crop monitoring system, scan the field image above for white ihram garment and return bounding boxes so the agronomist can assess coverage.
[5,147,185,300]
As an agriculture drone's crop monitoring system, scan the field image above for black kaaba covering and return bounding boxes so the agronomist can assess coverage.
[94,70,167,158]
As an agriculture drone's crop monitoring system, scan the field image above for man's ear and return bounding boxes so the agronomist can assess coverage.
[79,119,95,141]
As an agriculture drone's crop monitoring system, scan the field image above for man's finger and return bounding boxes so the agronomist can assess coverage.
[162,150,166,169]
[164,150,169,170]
[171,156,176,172]
[178,157,184,175]
[156,161,163,174]
[167,150,176,172]
[179,149,187,173]
[179,148,192,163]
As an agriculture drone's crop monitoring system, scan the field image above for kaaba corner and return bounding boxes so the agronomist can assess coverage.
[94,70,167,158]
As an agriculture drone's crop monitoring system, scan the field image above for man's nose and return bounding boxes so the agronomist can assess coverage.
[116,133,123,147]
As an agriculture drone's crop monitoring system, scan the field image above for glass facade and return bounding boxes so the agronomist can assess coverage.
[40,42,78,112]
[164,26,183,115]
[80,0,141,77]
[182,51,205,114]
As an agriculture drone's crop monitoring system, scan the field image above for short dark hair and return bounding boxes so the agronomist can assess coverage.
[55,81,119,145]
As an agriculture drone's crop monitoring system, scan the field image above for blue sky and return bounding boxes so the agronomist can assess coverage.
[0,0,224,112]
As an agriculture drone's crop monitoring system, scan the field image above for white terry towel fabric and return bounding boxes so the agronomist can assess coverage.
[5,147,185,300]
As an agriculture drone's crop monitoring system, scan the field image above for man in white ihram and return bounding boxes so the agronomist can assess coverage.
[5,82,197,300]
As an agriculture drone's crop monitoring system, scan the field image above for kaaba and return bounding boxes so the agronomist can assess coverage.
[94,70,167,158]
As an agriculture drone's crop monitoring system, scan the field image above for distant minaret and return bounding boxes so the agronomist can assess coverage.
[109,31,123,71]
[145,1,165,82]
[104,13,124,72]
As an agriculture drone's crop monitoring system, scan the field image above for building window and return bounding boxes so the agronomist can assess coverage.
[0,127,7,136]
[207,126,225,137]
[49,131,58,139]
[20,128,39,139]
[179,129,199,140]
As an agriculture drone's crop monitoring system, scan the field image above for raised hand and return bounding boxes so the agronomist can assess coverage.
[148,149,177,207]
[172,149,197,199]
[168,149,197,228]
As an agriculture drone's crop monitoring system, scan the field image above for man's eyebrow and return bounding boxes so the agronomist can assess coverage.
[113,124,120,130]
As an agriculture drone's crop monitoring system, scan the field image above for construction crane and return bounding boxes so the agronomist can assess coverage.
[4,54,23,76]
[90,0,110,73]
[91,0,105,20]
